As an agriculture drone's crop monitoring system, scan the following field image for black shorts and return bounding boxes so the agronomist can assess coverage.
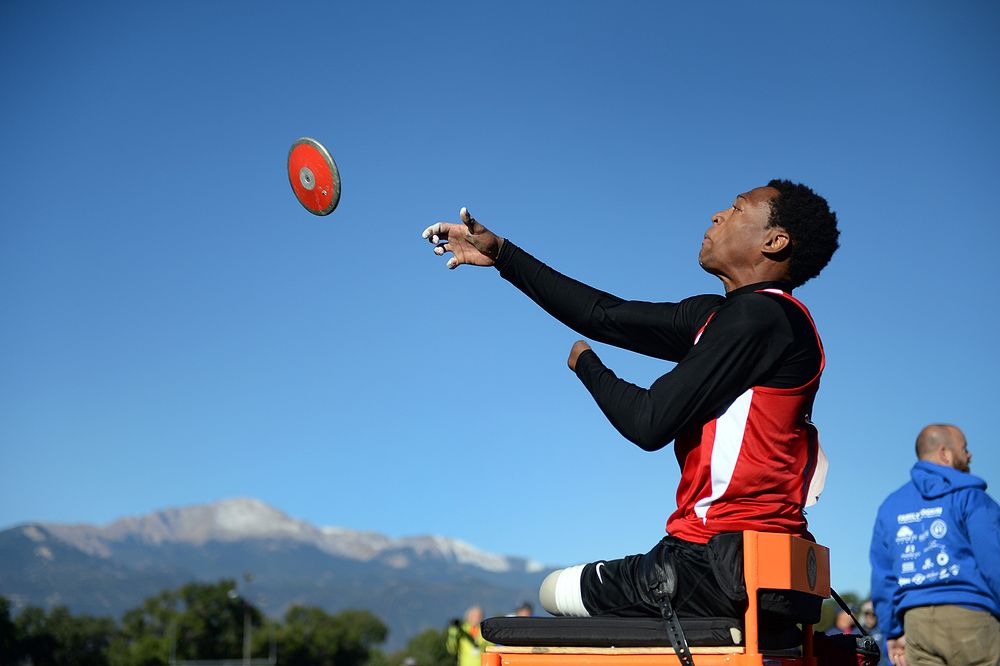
[578,535,745,619]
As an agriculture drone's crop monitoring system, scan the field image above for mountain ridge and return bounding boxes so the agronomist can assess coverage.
[0,498,553,650]
[29,497,545,573]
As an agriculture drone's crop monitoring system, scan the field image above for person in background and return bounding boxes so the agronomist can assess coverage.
[515,602,533,617]
[826,609,860,636]
[870,424,1000,666]
[860,600,888,666]
[447,606,485,666]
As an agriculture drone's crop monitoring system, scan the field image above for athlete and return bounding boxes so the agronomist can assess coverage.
[422,180,840,621]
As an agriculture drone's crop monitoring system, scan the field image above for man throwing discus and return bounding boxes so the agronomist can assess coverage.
[422,181,840,623]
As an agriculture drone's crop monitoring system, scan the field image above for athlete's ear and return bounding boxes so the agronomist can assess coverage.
[762,227,790,258]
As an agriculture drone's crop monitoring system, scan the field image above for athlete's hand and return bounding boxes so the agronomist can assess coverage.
[567,340,592,371]
[887,637,907,666]
[422,207,504,269]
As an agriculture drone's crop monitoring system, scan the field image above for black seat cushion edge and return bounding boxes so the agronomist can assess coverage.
[481,616,742,648]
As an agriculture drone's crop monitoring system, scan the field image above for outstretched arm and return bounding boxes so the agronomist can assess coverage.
[497,241,721,361]
[423,209,719,361]
[567,295,794,450]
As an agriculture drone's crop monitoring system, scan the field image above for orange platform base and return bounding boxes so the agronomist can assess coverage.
[482,531,830,666]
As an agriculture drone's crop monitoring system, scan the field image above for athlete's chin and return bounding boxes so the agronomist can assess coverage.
[698,254,720,275]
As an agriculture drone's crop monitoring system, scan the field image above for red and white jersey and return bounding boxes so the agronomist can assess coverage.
[665,289,828,544]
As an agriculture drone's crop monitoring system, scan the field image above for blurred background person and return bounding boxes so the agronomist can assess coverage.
[861,600,888,666]
[447,606,485,666]
[826,609,861,636]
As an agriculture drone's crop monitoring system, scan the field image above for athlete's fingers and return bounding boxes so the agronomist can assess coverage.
[421,222,439,240]
[446,257,459,269]
[433,244,449,256]
[422,222,453,244]
[460,206,477,234]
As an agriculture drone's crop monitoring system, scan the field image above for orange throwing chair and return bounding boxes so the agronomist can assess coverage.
[482,531,831,666]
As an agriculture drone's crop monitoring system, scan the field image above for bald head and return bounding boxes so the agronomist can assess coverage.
[465,606,483,626]
[916,424,971,472]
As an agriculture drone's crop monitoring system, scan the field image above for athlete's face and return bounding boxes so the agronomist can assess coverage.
[699,186,782,281]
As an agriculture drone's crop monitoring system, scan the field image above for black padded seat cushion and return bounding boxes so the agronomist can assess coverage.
[481,616,742,648]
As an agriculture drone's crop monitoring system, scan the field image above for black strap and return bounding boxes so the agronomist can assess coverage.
[830,588,869,637]
[450,623,481,647]
[651,580,695,666]
[459,627,480,645]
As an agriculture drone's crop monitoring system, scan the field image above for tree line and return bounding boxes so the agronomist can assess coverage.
[0,580,453,666]
[0,580,866,665]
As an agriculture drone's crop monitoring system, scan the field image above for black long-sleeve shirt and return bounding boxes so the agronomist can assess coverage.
[494,240,821,451]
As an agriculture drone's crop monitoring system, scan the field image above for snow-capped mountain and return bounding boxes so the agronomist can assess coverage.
[36,497,544,573]
[0,498,553,650]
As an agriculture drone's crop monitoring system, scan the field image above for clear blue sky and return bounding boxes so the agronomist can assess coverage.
[2,1,998,598]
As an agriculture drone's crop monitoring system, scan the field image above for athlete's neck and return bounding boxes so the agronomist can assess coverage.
[725,280,793,297]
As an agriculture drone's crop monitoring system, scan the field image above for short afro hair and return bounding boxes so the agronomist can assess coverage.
[766,179,840,288]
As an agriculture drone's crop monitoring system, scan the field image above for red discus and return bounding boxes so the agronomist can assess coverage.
[287,137,341,215]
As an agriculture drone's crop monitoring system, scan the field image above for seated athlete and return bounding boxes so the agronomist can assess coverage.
[422,180,840,621]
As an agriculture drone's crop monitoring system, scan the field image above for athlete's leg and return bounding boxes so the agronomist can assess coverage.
[540,555,653,617]
[539,537,743,619]
[540,565,590,617]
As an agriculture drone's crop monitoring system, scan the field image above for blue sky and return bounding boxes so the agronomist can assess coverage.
[2,1,998,598]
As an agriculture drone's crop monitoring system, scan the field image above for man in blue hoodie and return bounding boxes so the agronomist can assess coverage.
[870,424,1000,666]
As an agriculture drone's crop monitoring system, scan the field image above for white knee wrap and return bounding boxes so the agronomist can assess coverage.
[539,565,590,617]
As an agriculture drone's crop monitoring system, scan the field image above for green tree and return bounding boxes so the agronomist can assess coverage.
[249,617,281,663]
[0,597,17,663]
[8,604,116,666]
[277,605,388,666]
[391,627,453,666]
[45,607,116,666]
[13,606,58,665]
[108,588,181,666]
[332,609,389,665]
[108,579,263,665]
[174,579,262,660]
[367,648,390,666]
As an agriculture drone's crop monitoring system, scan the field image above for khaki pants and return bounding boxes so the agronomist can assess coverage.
[904,605,1000,665]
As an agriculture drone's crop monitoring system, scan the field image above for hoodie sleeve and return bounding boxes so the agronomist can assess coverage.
[869,509,903,639]
[963,488,1000,604]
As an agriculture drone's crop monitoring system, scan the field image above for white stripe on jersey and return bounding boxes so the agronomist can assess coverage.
[805,438,828,507]
[693,388,754,523]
